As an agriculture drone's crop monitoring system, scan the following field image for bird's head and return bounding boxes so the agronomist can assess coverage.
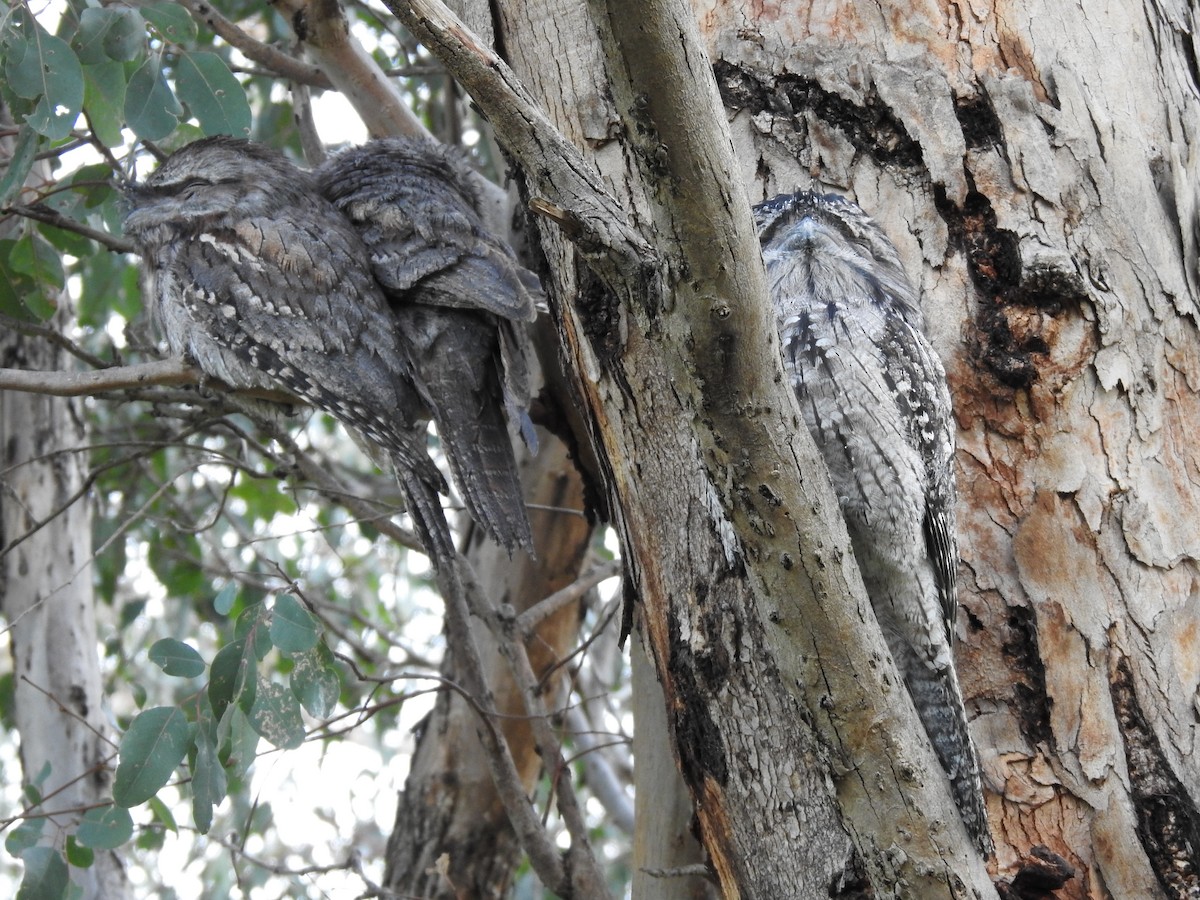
[123,136,316,243]
[753,190,921,325]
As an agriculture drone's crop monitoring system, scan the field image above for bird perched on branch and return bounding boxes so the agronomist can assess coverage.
[754,190,992,854]
[316,137,539,557]
[123,136,534,567]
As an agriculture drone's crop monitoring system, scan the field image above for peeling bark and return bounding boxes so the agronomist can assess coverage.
[699,1,1200,896]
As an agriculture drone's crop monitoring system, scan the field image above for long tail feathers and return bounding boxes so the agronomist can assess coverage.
[437,398,535,556]
[392,457,456,569]
[906,663,994,855]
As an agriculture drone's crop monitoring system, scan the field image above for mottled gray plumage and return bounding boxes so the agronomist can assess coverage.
[316,137,537,556]
[123,136,456,566]
[755,190,992,854]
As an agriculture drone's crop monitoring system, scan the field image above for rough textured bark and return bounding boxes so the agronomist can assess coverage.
[400,0,1200,894]
[382,432,593,898]
[699,1,1200,897]
[472,0,996,894]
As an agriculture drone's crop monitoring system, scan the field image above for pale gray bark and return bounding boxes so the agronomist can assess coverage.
[1,103,127,899]
[0,332,126,898]
[631,630,716,900]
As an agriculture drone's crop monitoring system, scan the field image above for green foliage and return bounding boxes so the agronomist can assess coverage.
[140,3,199,45]
[74,7,145,65]
[15,846,68,900]
[0,0,256,316]
[174,50,252,137]
[188,727,226,834]
[290,643,340,718]
[113,707,192,807]
[0,125,38,209]
[247,682,306,750]
[3,8,84,140]
[0,235,56,319]
[124,55,184,141]
[0,1,248,155]
[148,639,205,678]
[207,638,257,721]
[75,807,134,851]
[268,594,320,654]
[63,835,94,869]
[108,591,344,836]
[4,816,44,859]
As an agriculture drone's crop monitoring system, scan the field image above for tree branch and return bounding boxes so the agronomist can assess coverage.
[175,0,333,88]
[0,358,198,396]
[479,581,610,897]
[434,562,578,895]
[515,559,621,635]
[5,203,133,253]
[383,0,652,271]
[0,313,112,369]
[272,0,427,141]
[0,357,306,409]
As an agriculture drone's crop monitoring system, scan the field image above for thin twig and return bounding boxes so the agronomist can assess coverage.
[0,312,112,369]
[5,203,134,252]
[516,559,621,635]
[174,0,332,88]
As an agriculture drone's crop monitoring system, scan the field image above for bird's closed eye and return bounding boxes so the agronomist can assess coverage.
[178,177,214,193]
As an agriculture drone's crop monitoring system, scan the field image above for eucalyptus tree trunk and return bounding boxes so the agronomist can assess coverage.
[0,109,127,899]
[695,2,1200,896]
[450,0,996,894]
[0,330,128,900]
[387,0,1199,895]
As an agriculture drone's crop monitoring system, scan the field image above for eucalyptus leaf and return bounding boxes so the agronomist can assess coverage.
[74,7,144,64]
[269,594,320,654]
[113,707,192,808]
[141,3,198,44]
[0,125,39,209]
[248,682,306,750]
[83,61,128,148]
[190,729,227,834]
[16,846,68,900]
[148,639,205,678]
[290,643,341,719]
[76,805,134,850]
[175,50,251,137]
[124,55,181,141]
[4,12,84,139]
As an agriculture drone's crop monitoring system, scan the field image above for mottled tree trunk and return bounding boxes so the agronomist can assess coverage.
[488,0,994,895]
[0,342,126,899]
[700,1,1200,897]
[1,338,127,900]
[385,0,1198,895]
